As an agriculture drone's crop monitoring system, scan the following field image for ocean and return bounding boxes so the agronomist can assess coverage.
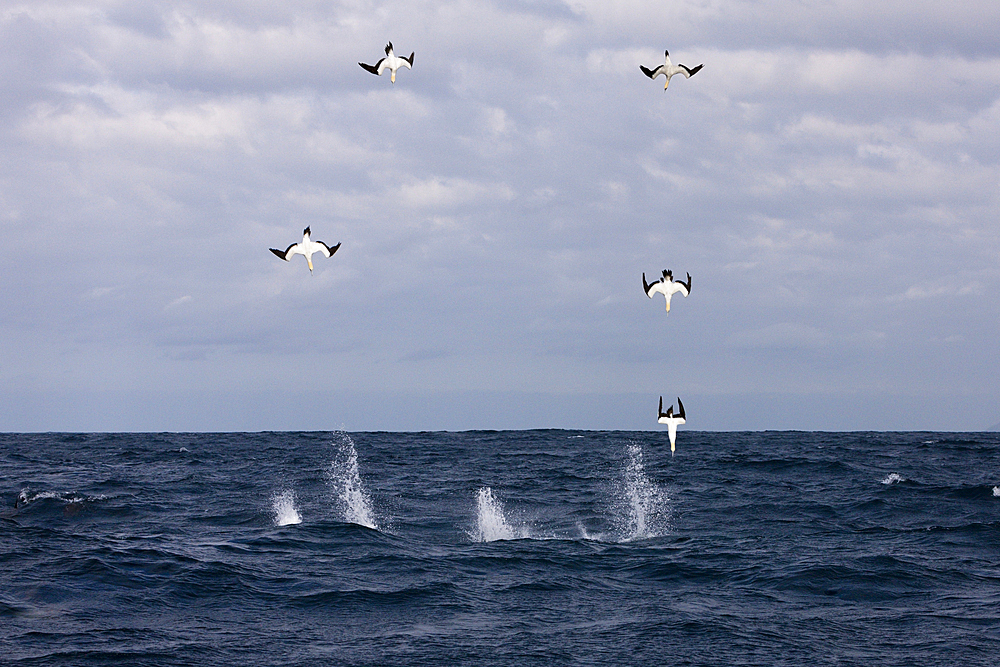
[2,430,999,666]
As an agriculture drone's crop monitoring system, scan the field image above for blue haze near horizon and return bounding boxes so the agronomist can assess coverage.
[1,1,999,432]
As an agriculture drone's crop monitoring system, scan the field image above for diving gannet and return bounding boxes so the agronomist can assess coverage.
[643,269,691,313]
[657,396,686,455]
[640,50,703,90]
[359,42,414,83]
[270,227,340,274]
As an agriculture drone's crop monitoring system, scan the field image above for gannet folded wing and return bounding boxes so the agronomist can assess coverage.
[270,244,296,261]
[359,59,384,76]
[657,396,686,454]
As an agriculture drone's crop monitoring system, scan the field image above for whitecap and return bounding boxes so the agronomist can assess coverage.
[271,489,301,526]
[992,486,999,497]
[882,473,906,485]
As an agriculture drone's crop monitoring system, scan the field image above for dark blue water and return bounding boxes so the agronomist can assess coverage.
[2,431,999,666]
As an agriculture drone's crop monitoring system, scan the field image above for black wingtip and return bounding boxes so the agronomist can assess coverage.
[407,52,414,66]
[643,272,652,295]
[677,397,685,420]
[689,64,703,76]
[639,65,655,79]
[270,248,288,261]
[658,395,664,418]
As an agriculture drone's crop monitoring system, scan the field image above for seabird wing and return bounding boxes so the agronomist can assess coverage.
[402,52,414,68]
[640,64,663,80]
[271,242,299,261]
[679,63,703,78]
[359,60,382,75]
[676,397,685,422]
[317,241,341,258]
[683,272,692,295]
[643,272,655,297]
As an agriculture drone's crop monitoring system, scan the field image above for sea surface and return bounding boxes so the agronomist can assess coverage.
[2,431,999,666]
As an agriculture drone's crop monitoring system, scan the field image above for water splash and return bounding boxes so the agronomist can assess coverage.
[327,433,379,530]
[470,487,526,542]
[271,489,301,526]
[993,486,999,497]
[613,442,671,541]
[882,473,906,485]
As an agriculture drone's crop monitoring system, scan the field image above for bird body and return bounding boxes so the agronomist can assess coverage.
[270,227,340,274]
[359,42,414,83]
[657,396,686,454]
[640,50,703,89]
[643,269,691,312]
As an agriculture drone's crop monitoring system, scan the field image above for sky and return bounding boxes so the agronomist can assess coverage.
[1,0,998,432]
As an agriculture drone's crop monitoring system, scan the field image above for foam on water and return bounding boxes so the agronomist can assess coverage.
[470,487,527,542]
[993,486,999,497]
[882,473,906,485]
[327,433,379,530]
[613,442,671,541]
[271,489,301,526]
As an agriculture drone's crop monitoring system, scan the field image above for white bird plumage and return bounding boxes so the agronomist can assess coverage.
[359,42,414,83]
[643,269,691,313]
[640,50,703,90]
[270,227,340,274]
[657,396,686,455]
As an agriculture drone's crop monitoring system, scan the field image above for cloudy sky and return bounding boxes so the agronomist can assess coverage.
[1,0,998,432]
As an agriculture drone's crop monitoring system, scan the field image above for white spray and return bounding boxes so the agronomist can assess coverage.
[328,433,379,530]
[614,442,671,541]
[271,489,302,526]
[470,487,526,542]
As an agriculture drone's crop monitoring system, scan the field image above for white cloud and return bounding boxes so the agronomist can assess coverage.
[397,177,515,210]
[2,0,999,430]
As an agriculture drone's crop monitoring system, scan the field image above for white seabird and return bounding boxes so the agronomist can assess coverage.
[270,227,340,274]
[359,42,414,83]
[643,269,691,313]
[640,50,703,90]
[657,396,686,455]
